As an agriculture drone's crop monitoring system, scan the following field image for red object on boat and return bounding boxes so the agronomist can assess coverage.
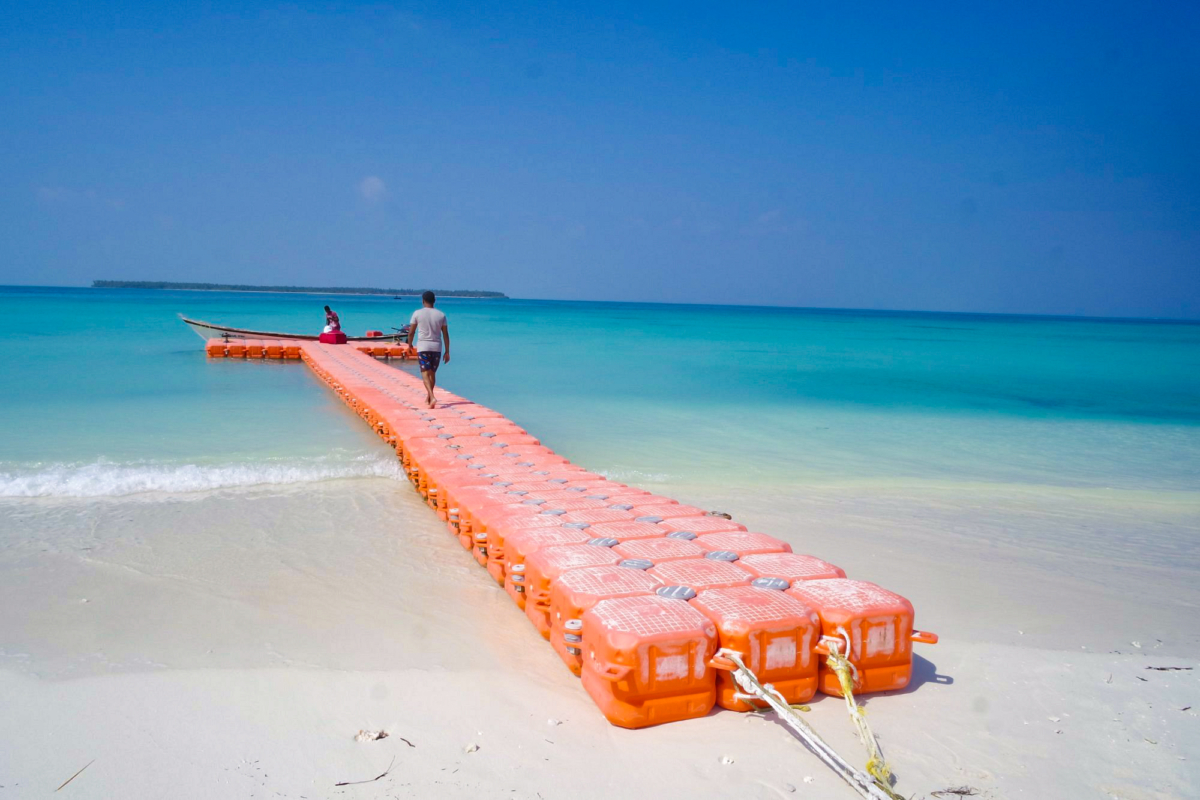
[366,330,384,337]
[318,331,348,344]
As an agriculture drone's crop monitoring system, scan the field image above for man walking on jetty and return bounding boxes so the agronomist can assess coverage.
[407,291,450,408]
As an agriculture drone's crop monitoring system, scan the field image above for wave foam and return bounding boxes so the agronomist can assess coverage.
[0,455,404,498]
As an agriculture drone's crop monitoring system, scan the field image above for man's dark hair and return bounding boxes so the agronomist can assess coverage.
[422,291,436,304]
[324,305,331,312]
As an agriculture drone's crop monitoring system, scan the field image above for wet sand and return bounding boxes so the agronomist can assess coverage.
[0,479,1196,799]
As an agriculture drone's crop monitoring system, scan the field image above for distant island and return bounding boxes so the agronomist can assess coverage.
[93,280,507,299]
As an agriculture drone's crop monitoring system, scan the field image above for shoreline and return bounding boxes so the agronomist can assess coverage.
[0,478,1195,798]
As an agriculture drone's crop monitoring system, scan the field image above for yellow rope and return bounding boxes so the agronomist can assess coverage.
[824,631,901,798]
[713,648,900,800]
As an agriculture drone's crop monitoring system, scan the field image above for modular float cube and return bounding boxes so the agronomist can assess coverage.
[690,585,821,710]
[549,563,661,675]
[581,594,719,728]
[786,578,935,696]
[524,543,623,637]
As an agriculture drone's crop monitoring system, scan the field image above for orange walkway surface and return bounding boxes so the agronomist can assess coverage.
[206,338,937,728]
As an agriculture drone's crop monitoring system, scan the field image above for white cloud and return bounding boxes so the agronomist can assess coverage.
[358,176,387,202]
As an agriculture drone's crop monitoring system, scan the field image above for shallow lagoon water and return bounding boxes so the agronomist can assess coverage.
[3,285,1197,496]
[2,286,1199,800]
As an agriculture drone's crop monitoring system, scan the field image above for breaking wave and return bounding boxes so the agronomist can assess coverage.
[0,454,404,498]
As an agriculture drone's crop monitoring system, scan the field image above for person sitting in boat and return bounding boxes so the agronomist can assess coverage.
[324,305,341,332]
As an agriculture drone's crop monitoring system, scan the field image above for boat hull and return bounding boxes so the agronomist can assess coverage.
[180,316,405,343]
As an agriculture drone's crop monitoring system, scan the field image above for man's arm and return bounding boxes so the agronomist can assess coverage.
[442,322,450,363]
[406,317,416,347]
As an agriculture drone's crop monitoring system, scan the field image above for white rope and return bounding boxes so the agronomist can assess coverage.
[715,648,900,800]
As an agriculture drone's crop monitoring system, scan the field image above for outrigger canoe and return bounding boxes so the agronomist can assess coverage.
[180,314,408,342]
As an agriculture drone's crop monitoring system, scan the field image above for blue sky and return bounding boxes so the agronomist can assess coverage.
[2,1,1197,317]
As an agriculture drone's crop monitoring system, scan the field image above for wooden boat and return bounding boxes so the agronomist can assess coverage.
[180,314,408,342]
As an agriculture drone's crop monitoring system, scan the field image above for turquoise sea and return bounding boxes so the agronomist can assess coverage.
[2,285,1199,498]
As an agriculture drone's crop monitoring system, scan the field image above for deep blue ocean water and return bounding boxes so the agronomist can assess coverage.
[2,285,1198,496]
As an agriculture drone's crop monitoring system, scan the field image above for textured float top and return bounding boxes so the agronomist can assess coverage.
[613,537,705,562]
[738,553,846,582]
[585,521,668,541]
[649,558,754,590]
[691,586,818,627]
[555,565,661,597]
[528,544,621,576]
[694,531,791,555]
[561,508,635,525]
[587,594,715,637]
[506,528,592,554]
[786,579,912,617]
[660,516,748,535]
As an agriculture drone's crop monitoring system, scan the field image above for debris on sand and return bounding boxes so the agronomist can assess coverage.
[55,759,95,792]
[334,756,395,787]
[355,729,389,742]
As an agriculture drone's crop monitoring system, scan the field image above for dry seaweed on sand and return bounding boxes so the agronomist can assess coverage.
[334,756,395,787]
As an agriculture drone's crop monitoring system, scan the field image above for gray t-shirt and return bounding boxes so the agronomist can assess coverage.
[409,307,447,352]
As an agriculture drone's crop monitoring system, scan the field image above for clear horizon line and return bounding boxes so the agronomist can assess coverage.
[0,282,1196,324]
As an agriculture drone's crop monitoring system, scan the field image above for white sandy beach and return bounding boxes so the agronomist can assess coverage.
[0,478,1195,799]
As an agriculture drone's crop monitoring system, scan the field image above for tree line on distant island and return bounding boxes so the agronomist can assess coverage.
[93,281,507,298]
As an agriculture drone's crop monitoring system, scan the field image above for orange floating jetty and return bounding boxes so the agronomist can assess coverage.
[785,578,937,696]
[203,338,939,730]
[581,594,719,728]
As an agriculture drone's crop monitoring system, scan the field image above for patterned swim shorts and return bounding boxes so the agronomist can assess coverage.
[418,351,442,372]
